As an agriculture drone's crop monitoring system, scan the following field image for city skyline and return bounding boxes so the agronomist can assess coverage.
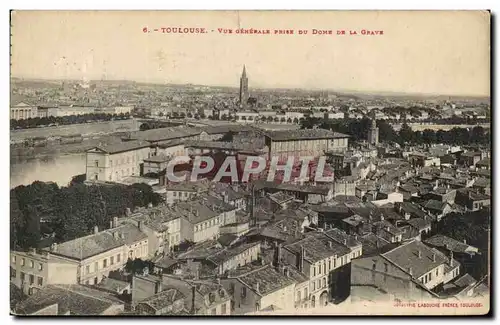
[11,11,490,97]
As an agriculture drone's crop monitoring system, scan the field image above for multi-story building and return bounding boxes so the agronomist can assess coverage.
[43,223,147,286]
[381,240,461,290]
[176,201,225,243]
[264,129,350,161]
[207,242,261,275]
[85,140,151,182]
[221,263,297,314]
[282,232,354,306]
[10,249,79,294]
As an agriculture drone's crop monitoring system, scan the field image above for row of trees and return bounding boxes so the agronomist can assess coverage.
[161,112,206,119]
[10,181,163,250]
[300,117,490,146]
[11,113,131,130]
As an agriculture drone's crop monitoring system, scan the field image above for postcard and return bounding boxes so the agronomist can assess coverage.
[9,10,490,316]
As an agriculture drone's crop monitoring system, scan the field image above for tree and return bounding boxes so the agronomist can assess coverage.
[399,123,414,144]
[187,112,193,118]
[221,114,228,120]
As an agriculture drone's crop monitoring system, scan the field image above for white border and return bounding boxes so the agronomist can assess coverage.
[3,1,498,325]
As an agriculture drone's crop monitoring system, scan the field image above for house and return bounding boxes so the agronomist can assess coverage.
[135,288,187,315]
[14,284,125,315]
[282,232,353,306]
[43,226,128,286]
[381,240,461,291]
[221,263,296,314]
[10,249,79,295]
[406,218,432,237]
[422,200,453,220]
[455,189,490,211]
[207,242,261,275]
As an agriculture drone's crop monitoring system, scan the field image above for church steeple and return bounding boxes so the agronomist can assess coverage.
[239,65,249,108]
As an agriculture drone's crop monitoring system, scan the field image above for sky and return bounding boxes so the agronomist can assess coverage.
[11,11,490,96]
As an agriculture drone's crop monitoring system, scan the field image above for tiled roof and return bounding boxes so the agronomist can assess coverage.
[48,231,125,261]
[284,233,350,263]
[138,288,184,311]
[423,235,478,254]
[90,140,150,154]
[265,129,350,141]
[207,242,260,265]
[108,223,147,246]
[235,264,296,296]
[406,218,431,231]
[382,240,449,278]
[15,284,124,315]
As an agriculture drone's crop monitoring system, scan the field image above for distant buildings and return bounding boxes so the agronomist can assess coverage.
[264,129,350,161]
[10,101,38,120]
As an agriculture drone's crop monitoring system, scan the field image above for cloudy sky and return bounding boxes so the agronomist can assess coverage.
[11,10,490,96]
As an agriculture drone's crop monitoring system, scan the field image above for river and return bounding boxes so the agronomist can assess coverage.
[10,153,87,189]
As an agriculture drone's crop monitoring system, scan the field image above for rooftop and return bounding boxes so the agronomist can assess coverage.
[382,240,449,279]
[285,233,351,263]
[423,234,479,254]
[233,264,297,296]
[15,284,124,315]
[265,129,350,141]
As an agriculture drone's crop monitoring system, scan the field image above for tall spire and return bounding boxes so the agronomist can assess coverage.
[242,65,247,78]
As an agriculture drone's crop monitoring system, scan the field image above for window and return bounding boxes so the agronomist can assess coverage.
[117,254,121,263]
[333,258,336,268]
[313,266,316,277]
[95,160,99,167]
[221,303,227,315]
[297,290,302,302]
[29,274,34,285]
[429,272,432,281]
[322,278,326,288]
[94,262,98,272]
[384,263,388,272]
[21,258,25,266]
[304,288,308,299]
[110,256,114,265]
[10,268,16,278]
[103,259,107,268]
[94,277,98,285]
[20,272,25,282]
[110,160,113,167]
[436,269,439,276]
[85,280,90,285]
[173,192,177,197]
[37,277,43,286]
[312,281,316,291]
[328,260,331,271]
[323,263,326,274]
[241,287,247,299]
[12,256,16,264]
[86,265,90,275]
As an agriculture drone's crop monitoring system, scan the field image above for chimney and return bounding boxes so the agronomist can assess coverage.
[191,286,196,314]
[297,245,305,272]
[284,267,290,277]
[148,202,153,208]
[126,208,131,216]
[343,239,347,246]
[113,232,118,240]
[417,250,422,258]
[138,220,144,231]
[328,241,333,249]
[51,243,57,252]
[408,267,413,276]
[113,217,118,228]
[274,244,282,269]
[120,233,125,240]
[323,223,327,231]
[449,250,454,267]
[109,220,113,229]
[155,280,162,294]
[94,226,99,234]
[253,282,260,294]
[432,253,436,262]
[463,239,467,244]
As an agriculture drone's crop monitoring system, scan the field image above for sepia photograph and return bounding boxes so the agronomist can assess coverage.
[9,10,491,316]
